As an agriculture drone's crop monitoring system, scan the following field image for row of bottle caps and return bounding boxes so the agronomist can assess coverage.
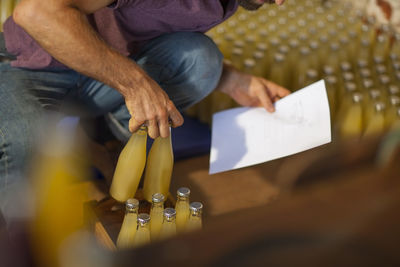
[186,0,400,141]
[117,188,203,249]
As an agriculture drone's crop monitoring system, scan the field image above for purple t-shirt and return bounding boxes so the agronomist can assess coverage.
[3,0,238,69]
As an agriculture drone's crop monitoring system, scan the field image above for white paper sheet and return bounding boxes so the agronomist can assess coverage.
[209,80,331,174]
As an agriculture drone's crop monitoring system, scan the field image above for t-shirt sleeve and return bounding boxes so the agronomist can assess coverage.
[108,0,138,9]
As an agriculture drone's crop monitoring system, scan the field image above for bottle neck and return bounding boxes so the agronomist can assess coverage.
[163,216,176,223]
[126,208,138,215]
[152,202,164,209]
[189,210,202,219]
[177,195,189,203]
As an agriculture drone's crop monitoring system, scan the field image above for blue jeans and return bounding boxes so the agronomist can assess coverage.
[0,32,223,190]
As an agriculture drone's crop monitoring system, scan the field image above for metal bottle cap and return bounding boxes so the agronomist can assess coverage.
[330,42,339,51]
[152,193,165,203]
[390,53,398,62]
[374,102,386,112]
[389,95,400,106]
[357,59,368,69]
[363,79,374,89]
[360,68,371,78]
[244,59,256,68]
[274,53,285,63]
[323,66,335,76]
[369,89,381,100]
[189,202,203,212]
[340,62,352,72]
[137,213,151,224]
[253,51,264,60]
[256,43,268,52]
[352,93,363,103]
[379,75,390,85]
[307,69,318,79]
[389,85,400,96]
[309,41,319,50]
[289,39,299,49]
[163,208,176,219]
[326,76,338,85]
[177,187,191,198]
[300,47,310,56]
[279,45,289,55]
[126,198,139,210]
[346,83,357,92]
[376,65,387,75]
[343,72,355,81]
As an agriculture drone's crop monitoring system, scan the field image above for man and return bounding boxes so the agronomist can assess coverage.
[0,0,289,188]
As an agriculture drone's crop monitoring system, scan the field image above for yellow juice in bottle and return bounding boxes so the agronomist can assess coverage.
[116,199,139,249]
[364,102,386,137]
[159,208,177,240]
[149,193,164,241]
[110,126,147,202]
[143,127,174,203]
[133,214,151,248]
[1,0,13,28]
[339,93,363,139]
[175,187,190,233]
[186,202,203,232]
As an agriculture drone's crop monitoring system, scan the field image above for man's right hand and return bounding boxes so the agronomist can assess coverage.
[124,75,184,139]
[13,0,183,139]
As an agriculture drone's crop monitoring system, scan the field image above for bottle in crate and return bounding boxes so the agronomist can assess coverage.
[116,199,140,249]
[159,208,177,240]
[133,214,151,248]
[186,202,203,232]
[338,92,364,140]
[149,193,165,241]
[175,187,190,233]
[143,126,174,203]
[386,96,400,127]
[110,126,147,202]
[364,102,386,137]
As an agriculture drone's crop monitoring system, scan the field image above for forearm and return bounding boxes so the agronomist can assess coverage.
[215,61,238,95]
[13,1,147,99]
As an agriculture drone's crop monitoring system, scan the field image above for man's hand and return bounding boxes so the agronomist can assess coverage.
[125,75,184,138]
[13,0,183,139]
[217,63,290,112]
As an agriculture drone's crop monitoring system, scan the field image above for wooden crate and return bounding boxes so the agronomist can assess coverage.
[85,189,176,251]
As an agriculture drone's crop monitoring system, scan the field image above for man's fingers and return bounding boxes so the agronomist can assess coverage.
[158,116,170,138]
[167,103,184,128]
[147,119,159,139]
[263,79,291,99]
[129,116,144,133]
[255,86,275,112]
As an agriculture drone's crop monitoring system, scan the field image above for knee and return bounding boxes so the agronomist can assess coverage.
[169,32,224,107]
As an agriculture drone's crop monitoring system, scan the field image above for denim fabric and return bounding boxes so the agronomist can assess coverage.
[0,32,223,190]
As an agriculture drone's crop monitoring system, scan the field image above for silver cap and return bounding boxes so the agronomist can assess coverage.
[163,208,176,219]
[137,213,151,224]
[374,102,386,112]
[389,85,400,95]
[389,95,400,106]
[189,202,204,212]
[357,59,368,69]
[352,93,363,103]
[323,66,335,76]
[126,198,139,210]
[376,65,387,75]
[363,79,374,89]
[379,75,390,85]
[369,89,381,100]
[340,62,352,72]
[325,76,337,85]
[152,193,165,203]
[177,187,191,198]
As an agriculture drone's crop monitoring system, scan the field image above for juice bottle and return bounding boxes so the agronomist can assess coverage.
[325,76,338,121]
[364,102,386,137]
[339,93,364,140]
[133,214,151,248]
[110,126,147,202]
[159,208,177,240]
[116,198,139,249]
[269,53,286,88]
[363,89,382,123]
[186,202,203,232]
[143,127,174,203]
[149,193,164,241]
[0,0,13,30]
[175,187,190,233]
[386,96,400,127]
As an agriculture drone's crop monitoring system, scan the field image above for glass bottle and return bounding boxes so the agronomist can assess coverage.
[149,193,165,241]
[269,53,287,88]
[364,89,383,124]
[325,76,338,121]
[133,213,151,248]
[186,202,204,232]
[364,102,386,137]
[386,95,400,127]
[143,126,174,203]
[296,47,311,90]
[389,108,400,131]
[175,187,190,233]
[116,198,140,249]
[339,93,364,140]
[159,208,177,240]
[110,126,147,202]
[304,69,319,87]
